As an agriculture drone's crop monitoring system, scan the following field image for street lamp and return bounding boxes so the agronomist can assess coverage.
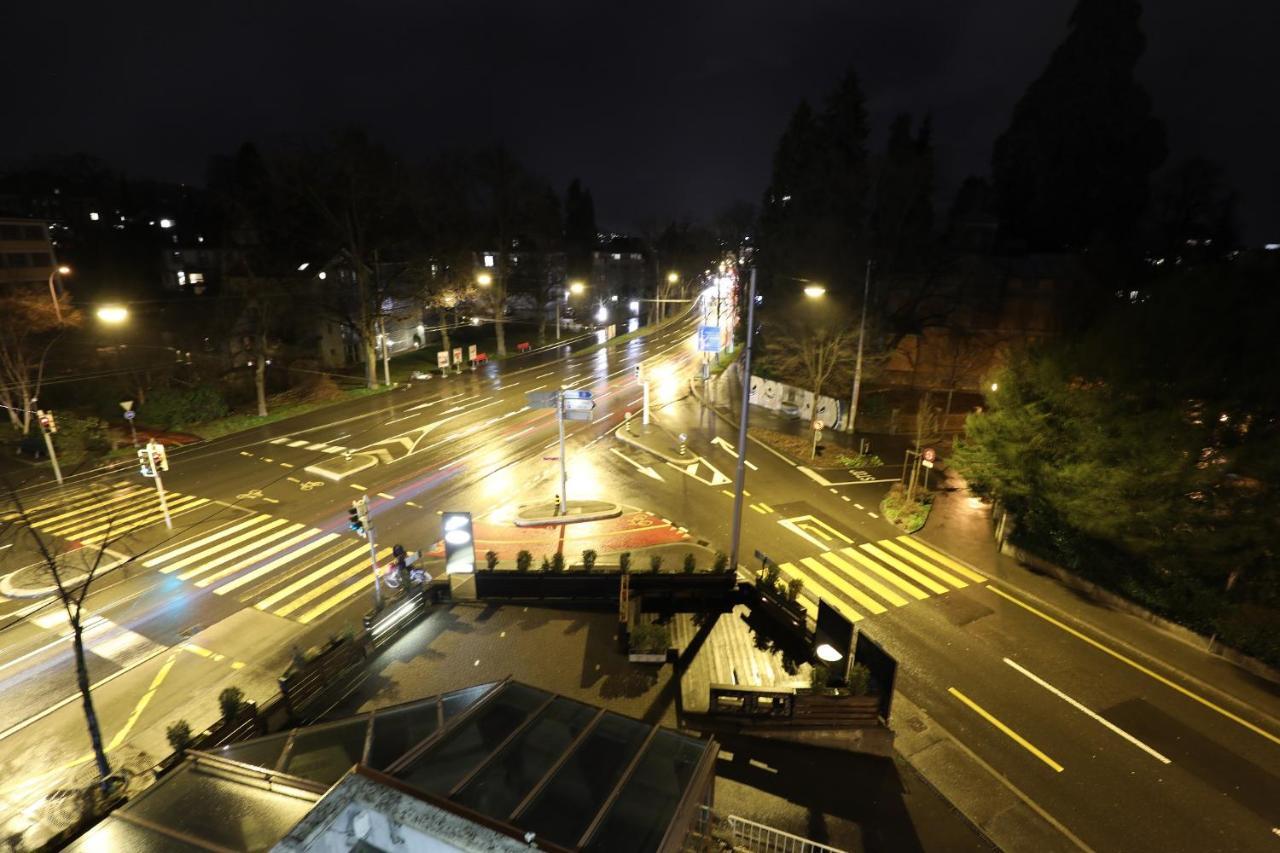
[96,305,129,324]
[476,272,493,287]
[803,283,826,299]
[569,280,586,295]
[667,272,679,285]
[847,261,872,436]
[48,265,71,323]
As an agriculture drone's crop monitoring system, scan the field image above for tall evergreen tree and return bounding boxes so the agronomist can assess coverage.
[871,113,935,273]
[758,68,872,299]
[991,0,1165,254]
[564,178,597,282]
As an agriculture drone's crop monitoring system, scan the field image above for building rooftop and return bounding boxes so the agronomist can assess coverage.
[66,679,716,852]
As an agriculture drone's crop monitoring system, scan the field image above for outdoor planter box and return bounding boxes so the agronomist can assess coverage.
[628,652,668,664]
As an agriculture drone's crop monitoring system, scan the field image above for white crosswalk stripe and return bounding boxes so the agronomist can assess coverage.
[265,437,348,454]
[140,511,387,623]
[777,536,986,622]
[9,484,207,543]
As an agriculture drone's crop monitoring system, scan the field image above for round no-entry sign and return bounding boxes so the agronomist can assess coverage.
[923,447,936,462]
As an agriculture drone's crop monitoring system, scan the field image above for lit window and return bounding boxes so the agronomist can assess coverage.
[159,218,173,229]
[297,262,310,272]
[89,212,100,221]
[189,273,205,285]
[612,253,622,260]
[177,271,187,286]
[483,254,495,268]
[318,271,327,280]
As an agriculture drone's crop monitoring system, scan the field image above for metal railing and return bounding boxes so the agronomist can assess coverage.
[686,806,847,853]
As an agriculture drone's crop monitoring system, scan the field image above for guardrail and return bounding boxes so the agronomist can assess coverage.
[686,805,848,853]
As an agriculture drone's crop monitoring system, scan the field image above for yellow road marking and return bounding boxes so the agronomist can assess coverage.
[194,526,317,587]
[864,542,965,589]
[986,584,1280,748]
[897,537,987,583]
[818,551,911,606]
[799,556,887,614]
[280,462,294,468]
[721,490,735,498]
[757,503,774,513]
[275,547,391,617]
[162,517,287,575]
[949,686,1064,772]
[406,501,421,508]
[41,492,171,535]
[841,546,941,596]
[214,532,340,596]
[145,516,263,567]
[256,546,383,612]
[106,655,177,752]
[776,562,852,621]
[29,488,144,528]
[297,574,378,623]
[750,504,767,514]
[239,451,253,456]
[350,483,368,491]
[377,492,395,500]
[79,496,210,543]
[876,540,971,591]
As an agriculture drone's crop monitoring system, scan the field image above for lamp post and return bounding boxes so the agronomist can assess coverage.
[48,265,71,323]
[728,268,759,575]
[847,260,871,435]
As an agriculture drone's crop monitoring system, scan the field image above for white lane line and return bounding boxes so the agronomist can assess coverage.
[867,512,879,518]
[1003,657,1172,764]
[853,503,864,509]
[537,371,554,379]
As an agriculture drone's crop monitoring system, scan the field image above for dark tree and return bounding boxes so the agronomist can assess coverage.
[870,113,935,274]
[564,178,597,282]
[759,70,872,300]
[1147,156,1238,262]
[991,0,1165,254]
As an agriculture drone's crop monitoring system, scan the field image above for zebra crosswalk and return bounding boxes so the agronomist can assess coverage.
[266,436,349,454]
[142,514,389,624]
[775,536,986,623]
[3,483,210,545]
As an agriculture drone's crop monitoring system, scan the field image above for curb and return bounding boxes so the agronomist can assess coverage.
[514,503,623,527]
[999,540,1280,687]
[890,691,1092,853]
[613,423,692,466]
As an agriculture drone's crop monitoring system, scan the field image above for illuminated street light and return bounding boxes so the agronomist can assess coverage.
[476,272,493,287]
[990,382,999,392]
[667,272,679,284]
[815,643,844,663]
[595,304,609,323]
[57,265,71,276]
[569,280,586,295]
[803,284,826,299]
[48,265,71,323]
[96,305,129,324]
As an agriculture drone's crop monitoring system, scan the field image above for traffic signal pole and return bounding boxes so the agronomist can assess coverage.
[144,442,173,529]
[355,496,384,609]
[556,391,568,516]
[728,268,758,575]
[40,424,63,487]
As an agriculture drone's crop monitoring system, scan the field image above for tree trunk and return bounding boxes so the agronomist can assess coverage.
[495,314,507,356]
[255,328,268,417]
[72,624,112,784]
[363,339,377,388]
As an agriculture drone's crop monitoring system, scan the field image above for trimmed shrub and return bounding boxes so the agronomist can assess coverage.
[485,550,499,571]
[629,622,671,655]
[712,551,729,573]
[619,551,632,574]
[581,549,597,572]
[847,662,873,696]
[682,553,697,574]
[516,550,532,572]
[166,720,194,752]
[787,577,804,602]
[551,552,565,573]
[649,554,663,574]
[143,385,229,429]
[218,686,245,720]
[539,555,552,572]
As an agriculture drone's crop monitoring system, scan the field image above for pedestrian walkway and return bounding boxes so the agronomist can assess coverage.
[265,435,350,454]
[1,482,209,545]
[773,535,987,624]
[142,516,389,625]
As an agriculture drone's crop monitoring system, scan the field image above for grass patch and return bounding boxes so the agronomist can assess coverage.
[748,427,815,461]
[837,452,885,469]
[188,386,390,441]
[880,483,932,533]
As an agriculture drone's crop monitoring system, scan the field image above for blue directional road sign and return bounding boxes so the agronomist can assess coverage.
[698,325,722,353]
[562,389,593,400]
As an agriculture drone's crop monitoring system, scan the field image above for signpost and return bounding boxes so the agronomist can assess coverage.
[436,350,449,376]
[120,400,139,447]
[698,325,722,353]
[468,344,478,369]
[138,440,173,529]
[811,419,824,460]
[526,389,595,513]
[452,348,463,373]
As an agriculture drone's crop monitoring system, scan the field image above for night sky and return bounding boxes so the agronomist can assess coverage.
[5,1,1278,242]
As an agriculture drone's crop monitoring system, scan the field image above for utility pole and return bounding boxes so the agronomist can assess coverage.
[556,390,568,515]
[351,495,383,609]
[379,315,391,387]
[728,267,759,574]
[35,408,63,486]
[847,260,872,434]
[140,441,172,529]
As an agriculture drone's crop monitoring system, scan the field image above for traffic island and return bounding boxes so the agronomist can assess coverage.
[614,417,693,464]
[514,498,622,527]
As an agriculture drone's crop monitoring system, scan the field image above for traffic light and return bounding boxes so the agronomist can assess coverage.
[36,409,56,433]
[348,501,366,537]
[149,441,169,472]
[137,447,155,478]
[441,511,474,574]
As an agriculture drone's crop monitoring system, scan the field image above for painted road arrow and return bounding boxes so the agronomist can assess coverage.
[609,448,664,481]
[711,436,758,470]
